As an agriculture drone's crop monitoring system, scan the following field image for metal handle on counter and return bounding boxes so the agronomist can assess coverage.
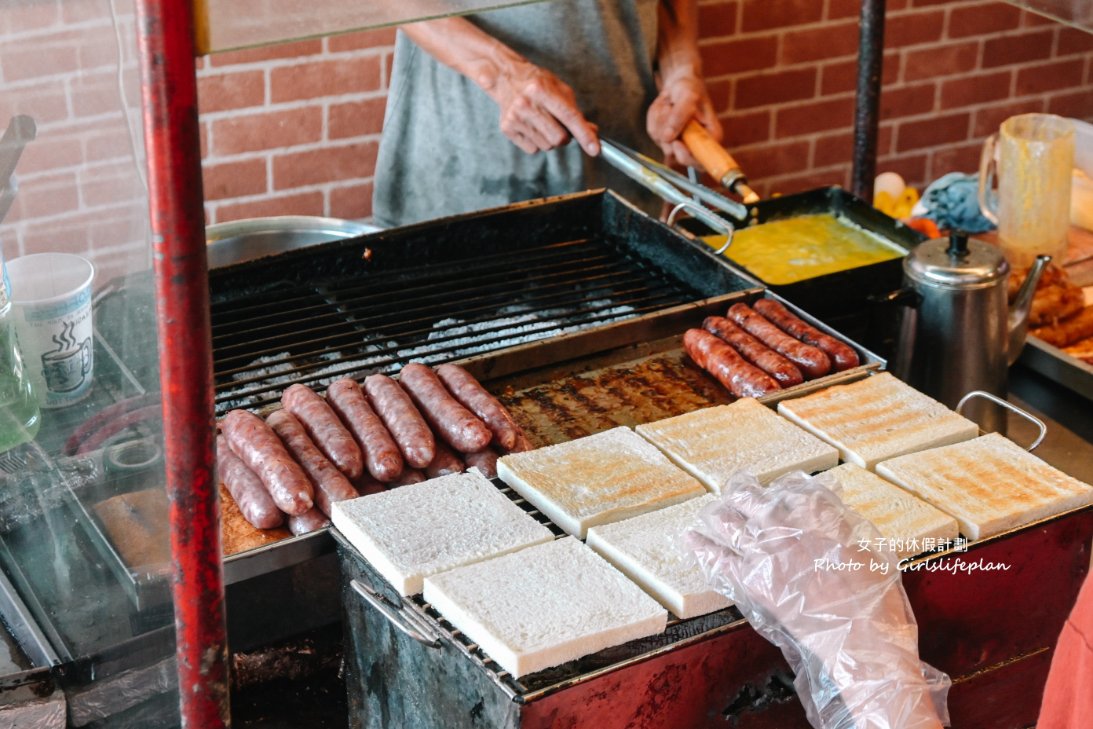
[956,390,1047,451]
[350,579,441,648]
[599,140,737,240]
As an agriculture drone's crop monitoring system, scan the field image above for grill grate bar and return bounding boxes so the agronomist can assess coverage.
[212,264,661,355]
[214,277,676,371]
[210,239,607,323]
[215,290,679,389]
[213,295,681,413]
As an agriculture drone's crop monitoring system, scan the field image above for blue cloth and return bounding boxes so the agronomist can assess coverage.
[918,172,996,234]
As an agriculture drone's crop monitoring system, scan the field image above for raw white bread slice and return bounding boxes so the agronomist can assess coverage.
[496,426,705,538]
[777,372,979,470]
[423,536,667,678]
[875,433,1093,541]
[635,399,839,493]
[331,470,553,596]
[586,493,731,619]
[825,463,959,559]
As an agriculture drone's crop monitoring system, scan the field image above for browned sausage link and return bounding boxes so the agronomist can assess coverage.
[727,303,832,379]
[683,329,781,398]
[266,409,358,517]
[281,383,363,480]
[363,374,435,469]
[287,507,330,536]
[752,298,861,372]
[463,448,499,479]
[702,316,804,387]
[221,410,313,516]
[352,473,387,497]
[434,363,519,451]
[398,364,493,454]
[425,440,465,479]
[328,378,405,481]
[390,469,426,487]
[216,435,284,530]
[508,429,533,453]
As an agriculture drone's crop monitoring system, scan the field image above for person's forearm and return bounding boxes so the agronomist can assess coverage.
[655,0,702,84]
[401,18,526,103]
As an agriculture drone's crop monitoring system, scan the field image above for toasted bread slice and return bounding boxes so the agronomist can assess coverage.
[496,427,705,539]
[423,537,667,678]
[876,433,1093,541]
[826,463,958,559]
[635,399,839,493]
[777,372,978,470]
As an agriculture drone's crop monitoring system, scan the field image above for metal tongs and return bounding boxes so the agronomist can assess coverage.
[600,138,749,254]
[0,115,37,226]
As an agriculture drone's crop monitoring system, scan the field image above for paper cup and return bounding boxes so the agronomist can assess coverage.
[7,253,94,408]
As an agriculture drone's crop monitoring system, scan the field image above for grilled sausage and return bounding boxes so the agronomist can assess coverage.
[683,328,781,398]
[287,507,330,536]
[363,374,435,469]
[508,430,533,453]
[753,298,860,372]
[390,468,426,487]
[702,315,804,387]
[425,440,465,479]
[352,473,387,497]
[327,378,405,481]
[281,383,363,480]
[266,409,357,517]
[221,409,313,516]
[398,363,493,454]
[463,448,500,479]
[435,364,520,451]
[727,303,832,379]
[75,404,163,456]
[216,434,284,530]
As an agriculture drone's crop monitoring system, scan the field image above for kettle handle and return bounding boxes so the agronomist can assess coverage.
[956,391,1046,451]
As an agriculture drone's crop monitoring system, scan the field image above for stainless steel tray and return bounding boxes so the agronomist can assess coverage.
[1018,335,1093,402]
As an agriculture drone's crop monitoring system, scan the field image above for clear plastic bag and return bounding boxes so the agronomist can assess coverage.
[684,470,951,729]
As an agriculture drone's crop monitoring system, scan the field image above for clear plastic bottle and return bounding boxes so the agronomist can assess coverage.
[0,253,39,452]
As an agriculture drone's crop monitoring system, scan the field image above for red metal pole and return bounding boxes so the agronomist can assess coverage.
[134,0,230,726]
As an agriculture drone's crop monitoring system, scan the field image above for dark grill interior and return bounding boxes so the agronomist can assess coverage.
[207,192,755,416]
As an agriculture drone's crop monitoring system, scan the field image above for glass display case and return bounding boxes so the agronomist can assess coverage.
[0,0,174,726]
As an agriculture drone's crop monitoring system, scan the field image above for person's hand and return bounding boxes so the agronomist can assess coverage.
[685,471,948,729]
[487,59,600,157]
[646,73,722,168]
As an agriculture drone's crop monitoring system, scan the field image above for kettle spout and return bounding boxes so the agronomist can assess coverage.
[1007,254,1052,364]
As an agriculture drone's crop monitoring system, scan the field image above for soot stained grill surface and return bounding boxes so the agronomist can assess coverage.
[208,192,754,415]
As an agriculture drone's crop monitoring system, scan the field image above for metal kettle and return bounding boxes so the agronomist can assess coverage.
[889,232,1049,434]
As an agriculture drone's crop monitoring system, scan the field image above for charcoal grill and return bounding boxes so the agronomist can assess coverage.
[337,464,1093,729]
[208,190,754,415]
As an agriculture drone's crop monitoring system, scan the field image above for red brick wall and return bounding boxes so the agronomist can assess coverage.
[197,0,1093,224]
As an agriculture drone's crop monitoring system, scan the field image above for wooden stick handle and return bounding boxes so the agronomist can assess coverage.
[681,119,741,184]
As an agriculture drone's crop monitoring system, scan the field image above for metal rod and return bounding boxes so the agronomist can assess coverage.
[134,0,229,726]
[852,0,886,201]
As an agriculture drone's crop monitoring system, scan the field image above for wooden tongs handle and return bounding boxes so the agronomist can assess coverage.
[681,120,759,203]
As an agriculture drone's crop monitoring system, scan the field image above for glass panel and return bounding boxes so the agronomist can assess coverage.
[1003,0,1093,33]
[200,0,547,53]
[0,0,177,724]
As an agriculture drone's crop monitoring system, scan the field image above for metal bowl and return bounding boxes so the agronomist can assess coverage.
[205,215,380,269]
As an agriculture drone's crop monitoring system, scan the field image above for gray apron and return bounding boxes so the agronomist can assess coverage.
[373,0,661,228]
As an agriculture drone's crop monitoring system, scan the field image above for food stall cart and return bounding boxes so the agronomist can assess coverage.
[0,0,1090,728]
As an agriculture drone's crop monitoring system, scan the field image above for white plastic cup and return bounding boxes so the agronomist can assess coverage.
[6,253,95,408]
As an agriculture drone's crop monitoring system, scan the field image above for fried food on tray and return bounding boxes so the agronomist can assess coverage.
[1008,263,1085,327]
[1032,306,1093,348]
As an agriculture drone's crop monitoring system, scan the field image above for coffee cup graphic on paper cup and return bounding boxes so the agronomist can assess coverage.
[6,253,95,408]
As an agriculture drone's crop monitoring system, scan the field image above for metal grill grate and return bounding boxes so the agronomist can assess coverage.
[210,237,699,415]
